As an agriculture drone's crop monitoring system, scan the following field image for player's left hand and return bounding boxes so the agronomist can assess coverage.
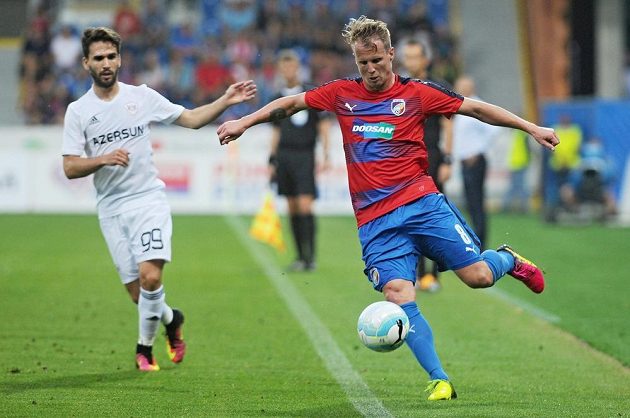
[224,80,257,105]
[531,126,560,151]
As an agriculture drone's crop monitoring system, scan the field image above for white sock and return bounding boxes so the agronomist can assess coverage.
[162,303,173,326]
[138,286,165,346]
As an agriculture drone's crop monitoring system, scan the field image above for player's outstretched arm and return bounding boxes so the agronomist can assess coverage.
[217,93,308,145]
[457,97,560,151]
[175,80,257,129]
[63,149,130,179]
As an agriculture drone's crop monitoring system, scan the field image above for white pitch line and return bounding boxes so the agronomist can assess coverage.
[225,215,393,418]
[485,287,561,323]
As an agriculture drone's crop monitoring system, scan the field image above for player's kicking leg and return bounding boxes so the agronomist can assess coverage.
[496,244,545,293]
[459,246,546,294]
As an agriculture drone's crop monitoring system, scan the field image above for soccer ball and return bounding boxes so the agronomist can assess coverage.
[357,301,410,352]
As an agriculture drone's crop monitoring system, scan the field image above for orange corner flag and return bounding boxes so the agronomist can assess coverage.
[249,191,285,252]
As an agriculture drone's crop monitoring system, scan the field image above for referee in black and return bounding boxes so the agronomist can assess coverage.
[268,50,331,272]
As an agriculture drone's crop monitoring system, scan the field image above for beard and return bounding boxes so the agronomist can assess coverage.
[90,67,118,89]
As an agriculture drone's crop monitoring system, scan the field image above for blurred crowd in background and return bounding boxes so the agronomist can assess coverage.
[19,0,461,124]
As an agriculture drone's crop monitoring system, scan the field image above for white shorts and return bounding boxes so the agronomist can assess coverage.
[99,204,172,284]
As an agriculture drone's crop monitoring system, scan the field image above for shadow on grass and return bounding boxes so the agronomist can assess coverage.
[1,369,140,394]
[241,403,363,417]
[239,400,502,417]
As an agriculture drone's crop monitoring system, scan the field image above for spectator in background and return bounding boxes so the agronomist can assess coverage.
[310,2,341,52]
[253,49,279,105]
[29,3,52,35]
[398,1,434,37]
[225,31,258,65]
[280,4,310,49]
[31,74,56,124]
[195,48,232,102]
[21,25,51,79]
[255,0,284,53]
[431,28,460,85]
[164,48,196,108]
[546,113,583,222]
[452,75,502,250]
[562,136,617,218]
[502,129,532,213]
[225,30,259,83]
[137,49,166,92]
[21,24,52,124]
[199,0,222,36]
[60,66,92,100]
[169,21,199,62]
[113,0,142,48]
[116,49,137,85]
[219,0,257,33]
[142,0,168,51]
[368,0,397,27]
[50,25,82,74]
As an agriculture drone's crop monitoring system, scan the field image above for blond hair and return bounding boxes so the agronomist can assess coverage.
[341,15,391,50]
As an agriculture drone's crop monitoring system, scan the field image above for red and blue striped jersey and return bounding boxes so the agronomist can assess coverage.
[304,75,464,226]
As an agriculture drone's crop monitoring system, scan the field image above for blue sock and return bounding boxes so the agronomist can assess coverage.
[481,250,515,282]
[400,302,448,381]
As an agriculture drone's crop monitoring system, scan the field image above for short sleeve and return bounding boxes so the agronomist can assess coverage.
[304,81,339,112]
[144,85,185,124]
[62,104,86,156]
[417,81,463,118]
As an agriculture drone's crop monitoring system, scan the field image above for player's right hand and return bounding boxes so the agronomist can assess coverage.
[217,119,246,145]
[101,149,130,167]
[224,80,257,105]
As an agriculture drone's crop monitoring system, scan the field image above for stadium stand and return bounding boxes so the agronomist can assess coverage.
[18,0,461,124]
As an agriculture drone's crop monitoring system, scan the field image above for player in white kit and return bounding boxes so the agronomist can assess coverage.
[62,27,257,371]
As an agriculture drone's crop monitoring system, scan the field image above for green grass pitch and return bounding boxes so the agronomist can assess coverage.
[1,214,628,417]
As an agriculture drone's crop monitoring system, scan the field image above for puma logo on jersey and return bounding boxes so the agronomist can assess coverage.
[345,102,357,112]
[466,246,476,253]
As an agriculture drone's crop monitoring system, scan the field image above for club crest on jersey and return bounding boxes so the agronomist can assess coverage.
[369,267,380,286]
[391,99,406,116]
[125,102,138,114]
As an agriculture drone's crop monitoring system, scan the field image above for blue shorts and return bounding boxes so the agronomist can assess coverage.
[358,193,482,291]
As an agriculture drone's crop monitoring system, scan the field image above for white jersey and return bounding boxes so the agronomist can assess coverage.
[62,82,184,217]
